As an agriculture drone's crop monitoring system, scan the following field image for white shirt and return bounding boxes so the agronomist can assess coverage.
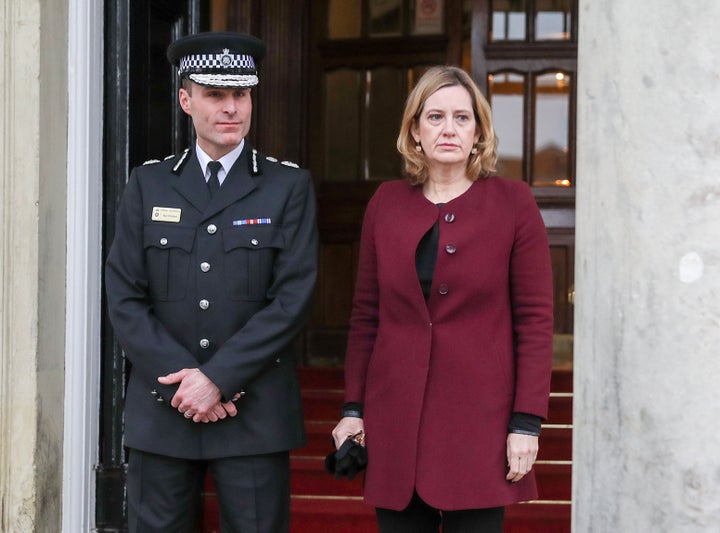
[195,139,244,186]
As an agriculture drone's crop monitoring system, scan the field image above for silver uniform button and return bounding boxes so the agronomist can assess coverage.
[445,243,457,254]
[200,262,211,272]
[199,299,210,310]
[207,224,217,234]
[438,283,449,295]
[159,237,168,246]
[199,338,210,349]
[444,213,455,223]
[251,238,259,246]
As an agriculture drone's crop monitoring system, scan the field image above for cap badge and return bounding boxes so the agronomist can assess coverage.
[221,48,232,66]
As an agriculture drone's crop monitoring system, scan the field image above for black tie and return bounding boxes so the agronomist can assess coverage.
[207,161,222,196]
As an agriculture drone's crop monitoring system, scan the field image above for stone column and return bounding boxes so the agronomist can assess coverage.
[575,1,720,531]
[0,0,68,530]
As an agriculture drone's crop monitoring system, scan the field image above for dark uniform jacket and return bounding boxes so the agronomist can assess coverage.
[105,145,318,459]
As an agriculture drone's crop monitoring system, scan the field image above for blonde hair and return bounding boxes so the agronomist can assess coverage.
[397,66,497,185]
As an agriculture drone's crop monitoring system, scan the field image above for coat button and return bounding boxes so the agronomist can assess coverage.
[251,238,259,246]
[199,338,210,349]
[159,237,168,246]
[445,243,456,254]
[438,283,449,295]
[444,213,455,223]
[199,299,210,310]
[207,224,217,234]
[200,262,211,272]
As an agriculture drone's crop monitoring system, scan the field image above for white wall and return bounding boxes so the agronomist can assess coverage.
[575,1,720,530]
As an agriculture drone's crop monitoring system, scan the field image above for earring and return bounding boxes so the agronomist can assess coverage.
[415,141,422,152]
[471,143,478,155]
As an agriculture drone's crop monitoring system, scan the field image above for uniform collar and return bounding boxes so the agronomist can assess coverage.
[195,140,245,184]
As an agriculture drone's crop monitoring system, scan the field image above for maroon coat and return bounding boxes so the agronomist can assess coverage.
[344,177,554,511]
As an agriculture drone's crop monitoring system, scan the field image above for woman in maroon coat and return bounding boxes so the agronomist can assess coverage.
[332,66,554,532]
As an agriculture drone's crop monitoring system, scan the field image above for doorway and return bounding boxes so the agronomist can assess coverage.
[306,0,577,369]
[97,1,576,529]
[98,1,204,529]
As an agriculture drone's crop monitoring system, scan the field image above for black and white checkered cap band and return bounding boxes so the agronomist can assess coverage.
[179,51,256,74]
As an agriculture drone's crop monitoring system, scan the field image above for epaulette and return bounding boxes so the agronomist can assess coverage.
[142,159,161,165]
[248,148,302,176]
[171,148,191,175]
[262,154,300,169]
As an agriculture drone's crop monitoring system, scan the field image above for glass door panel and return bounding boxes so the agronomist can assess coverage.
[327,0,362,39]
[533,71,571,187]
[369,0,404,36]
[488,71,525,181]
[367,68,405,180]
[325,69,361,181]
[490,0,528,41]
[535,0,573,40]
[411,0,445,35]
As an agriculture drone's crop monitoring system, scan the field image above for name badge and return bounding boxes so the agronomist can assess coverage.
[151,207,182,223]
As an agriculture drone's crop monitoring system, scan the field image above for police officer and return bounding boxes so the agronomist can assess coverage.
[105,31,318,532]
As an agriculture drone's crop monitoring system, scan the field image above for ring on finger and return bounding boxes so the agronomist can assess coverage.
[184,412,192,419]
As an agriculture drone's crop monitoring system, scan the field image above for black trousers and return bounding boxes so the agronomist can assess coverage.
[127,448,290,533]
[376,491,504,533]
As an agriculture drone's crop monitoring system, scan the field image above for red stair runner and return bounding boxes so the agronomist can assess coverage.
[201,366,572,532]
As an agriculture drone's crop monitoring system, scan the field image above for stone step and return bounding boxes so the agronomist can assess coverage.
[287,497,571,533]
[298,366,574,394]
[302,389,573,425]
[288,456,571,501]
[298,421,572,462]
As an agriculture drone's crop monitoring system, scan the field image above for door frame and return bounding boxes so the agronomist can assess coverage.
[62,0,104,531]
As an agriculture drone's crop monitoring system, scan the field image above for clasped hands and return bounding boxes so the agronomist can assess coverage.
[158,368,240,423]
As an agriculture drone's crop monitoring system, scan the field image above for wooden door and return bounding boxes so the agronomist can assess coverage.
[98,1,205,529]
[306,0,463,363]
[99,2,311,528]
[305,0,577,370]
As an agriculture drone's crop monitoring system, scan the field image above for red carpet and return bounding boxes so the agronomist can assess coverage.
[202,367,572,532]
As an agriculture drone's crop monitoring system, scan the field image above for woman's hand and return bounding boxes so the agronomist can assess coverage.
[505,433,539,482]
[331,417,365,449]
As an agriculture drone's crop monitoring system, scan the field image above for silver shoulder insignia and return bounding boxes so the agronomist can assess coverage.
[252,149,259,174]
[265,156,278,163]
[172,148,190,173]
[163,154,175,160]
[143,159,161,165]
[281,160,299,168]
